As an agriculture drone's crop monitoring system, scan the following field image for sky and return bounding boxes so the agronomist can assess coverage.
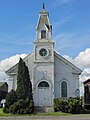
[0,0,90,94]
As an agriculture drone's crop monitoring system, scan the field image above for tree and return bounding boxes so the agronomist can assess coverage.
[4,58,33,114]
[16,58,32,100]
[3,90,17,113]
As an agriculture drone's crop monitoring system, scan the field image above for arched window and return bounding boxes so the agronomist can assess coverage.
[38,81,49,88]
[41,30,46,39]
[75,89,80,97]
[61,81,67,98]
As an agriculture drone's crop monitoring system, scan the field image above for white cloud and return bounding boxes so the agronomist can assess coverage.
[54,32,82,51]
[1,48,90,95]
[63,48,90,95]
[63,48,90,82]
[0,54,27,81]
[63,55,75,64]
[75,48,90,69]
[80,68,90,82]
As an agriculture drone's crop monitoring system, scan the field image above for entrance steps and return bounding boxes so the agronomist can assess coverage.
[34,106,54,113]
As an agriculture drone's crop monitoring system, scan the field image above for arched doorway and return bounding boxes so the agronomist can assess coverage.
[37,81,51,106]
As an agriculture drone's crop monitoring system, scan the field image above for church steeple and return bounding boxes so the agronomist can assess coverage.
[36,3,52,40]
[42,2,45,10]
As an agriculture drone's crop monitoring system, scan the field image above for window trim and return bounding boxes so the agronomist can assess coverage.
[41,30,46,39]
[38,81,49,89]
[61,81,67,98]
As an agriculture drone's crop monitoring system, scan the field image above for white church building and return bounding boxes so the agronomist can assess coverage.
[6,5,82,107]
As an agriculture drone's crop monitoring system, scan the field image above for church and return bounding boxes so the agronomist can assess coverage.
[6,4,82,107]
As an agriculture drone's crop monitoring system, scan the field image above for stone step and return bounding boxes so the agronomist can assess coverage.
[34,106,54,113]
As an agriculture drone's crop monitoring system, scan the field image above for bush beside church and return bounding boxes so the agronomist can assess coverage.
[54,97,83,114]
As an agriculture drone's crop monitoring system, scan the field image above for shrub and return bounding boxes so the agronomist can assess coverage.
[54,97,83,114]
[54,98,69,112]
[68,98,82,114]
[9,98,34,114]
[3,90,17,113]
[61,99,69,113]
[53,98,61,112]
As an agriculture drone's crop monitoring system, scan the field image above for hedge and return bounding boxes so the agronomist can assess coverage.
[54,97,83,114]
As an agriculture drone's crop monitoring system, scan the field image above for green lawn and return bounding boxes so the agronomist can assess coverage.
[0,108,13,116]
[0,108,71,116]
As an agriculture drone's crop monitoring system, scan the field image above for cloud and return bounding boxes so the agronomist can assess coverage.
[63,48,90,81]
[63,48,90,95]
[53,16,71,28]
[54,31,90,56]
[1,48,90,95]
[75,48,90,69]
[54,32,81,51]
[0,54,27,81]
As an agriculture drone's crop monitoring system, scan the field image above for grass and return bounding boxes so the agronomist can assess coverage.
[0,108,71,117]
[1,108,90,117]
[0,108,13,116]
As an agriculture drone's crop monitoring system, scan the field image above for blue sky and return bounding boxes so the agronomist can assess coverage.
[0,0,90,60]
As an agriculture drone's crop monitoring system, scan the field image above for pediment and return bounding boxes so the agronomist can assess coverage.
[6,53,33,76]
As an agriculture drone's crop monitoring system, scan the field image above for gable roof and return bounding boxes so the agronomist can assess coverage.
[83,78,90,84]
[5,53,32,75]
[0,82,8,92]
[36,15,51,30]
[6,51,82,76]
[54,51,82,75]
[0,82,5,87]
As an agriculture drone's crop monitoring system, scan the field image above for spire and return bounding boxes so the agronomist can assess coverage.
[42,2,45,10]
[36,4,52,40]
[42,2,46,12]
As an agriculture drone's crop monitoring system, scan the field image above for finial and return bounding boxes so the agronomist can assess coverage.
[42,2,45,10]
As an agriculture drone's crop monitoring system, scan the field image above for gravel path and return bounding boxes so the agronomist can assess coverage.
[0,115,90,120]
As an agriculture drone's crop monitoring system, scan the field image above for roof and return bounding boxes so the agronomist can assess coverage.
[5,53,32,75]
[83,78,90,84]
[36,4,51,31]
[36,15,51,30]
[6,51,82,76]
[0,82,5,87]
[54,51,82,75]
[0,82,8,92]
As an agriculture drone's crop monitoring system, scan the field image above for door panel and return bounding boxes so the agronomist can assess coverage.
[38,88,51,106]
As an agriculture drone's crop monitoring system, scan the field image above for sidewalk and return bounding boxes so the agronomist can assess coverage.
[0,115,90,120]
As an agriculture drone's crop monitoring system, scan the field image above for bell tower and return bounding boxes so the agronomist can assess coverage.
[33,4,54,107]
[36,3,52,40]
[33,3,54,62]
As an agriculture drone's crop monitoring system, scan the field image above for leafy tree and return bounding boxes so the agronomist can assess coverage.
[16,58,32,100]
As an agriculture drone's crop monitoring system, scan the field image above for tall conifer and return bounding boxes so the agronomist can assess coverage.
[16,58,32,100]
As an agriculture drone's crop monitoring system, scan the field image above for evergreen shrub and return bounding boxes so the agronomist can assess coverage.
[9,98,34,114]
[54,97,83,114]
[3,90,17,113]
[3,58,34,114]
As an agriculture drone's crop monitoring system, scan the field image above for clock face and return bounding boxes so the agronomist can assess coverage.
[39,48,47,57]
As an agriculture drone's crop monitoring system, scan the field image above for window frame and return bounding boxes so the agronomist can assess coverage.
[41,30,46,39]
[61,81,67,98]
[38,81,49,89]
